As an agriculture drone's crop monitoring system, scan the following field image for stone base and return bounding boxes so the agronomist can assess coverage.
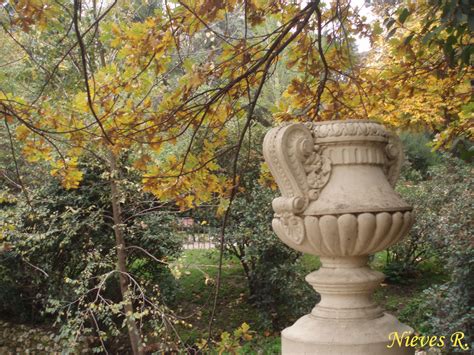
[282,313,414,355]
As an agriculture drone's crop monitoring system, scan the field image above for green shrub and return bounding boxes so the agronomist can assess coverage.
[0,162,182,350]
[399,132,439,179]
[387,155,470,281]
[397,293,434,335]
[420,159,473,352]
[388,155,473,351]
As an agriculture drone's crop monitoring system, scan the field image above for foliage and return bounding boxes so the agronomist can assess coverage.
[386,154,472,282]
[1,1,470,199]
[399,131,439,179]
[380,1,473,68]
[419,160,473,352]
[393,156,473,352]
[385,154,473,352]
[210,322,254,354]
[364,3,471,148]
[0,162,110,322]
[239,335,281,355]
[0,161,182,350]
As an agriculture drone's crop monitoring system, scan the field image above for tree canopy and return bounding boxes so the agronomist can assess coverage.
[1,0,471,198]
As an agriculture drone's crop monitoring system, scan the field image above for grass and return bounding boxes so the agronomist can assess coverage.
[239,336,281,354]
[298,253,321,271]
[170,250,264,347]
[169,249,447,353]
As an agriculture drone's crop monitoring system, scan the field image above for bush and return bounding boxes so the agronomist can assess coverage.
[386,155,469,280]
[399,132,439,179]
[223,183,318,330]
[388,155,473,351]
[420,158,473,352]
[0,166,113,322]
[0,161,183,350]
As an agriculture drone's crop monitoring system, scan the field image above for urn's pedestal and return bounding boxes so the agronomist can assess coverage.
[282,314,413,354]
[281,257,414,354]
[263,121,416,355]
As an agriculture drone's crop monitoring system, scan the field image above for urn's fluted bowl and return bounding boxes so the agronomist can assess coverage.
[272,211,413,256]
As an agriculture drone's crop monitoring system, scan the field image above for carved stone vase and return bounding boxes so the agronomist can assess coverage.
[263,120,414,354]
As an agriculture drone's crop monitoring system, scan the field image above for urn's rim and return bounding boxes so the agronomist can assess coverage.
[308,119,390,141]
[310,119,383,126]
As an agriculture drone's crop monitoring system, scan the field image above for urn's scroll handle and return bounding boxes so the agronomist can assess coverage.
[263,124,318,245]
[263,123,315,211]
[385,131,404,187]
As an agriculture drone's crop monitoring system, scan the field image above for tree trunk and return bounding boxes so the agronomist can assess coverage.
[109,152,144,355]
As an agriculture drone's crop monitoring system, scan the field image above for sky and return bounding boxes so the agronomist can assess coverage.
[350,0,377,52]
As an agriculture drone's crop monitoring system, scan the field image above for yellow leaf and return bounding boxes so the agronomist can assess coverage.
[216,198,229,217]
[16,125,30,140]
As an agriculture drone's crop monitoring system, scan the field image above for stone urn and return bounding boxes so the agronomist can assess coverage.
[263,120,414,354]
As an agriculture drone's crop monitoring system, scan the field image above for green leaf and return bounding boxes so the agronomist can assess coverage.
[372,20,383,36]
[386,18,396,29]
[386,28,397,39]
[422,25,444,45]
[403,34,415,46]
[398,8,410,24]
[446,35,457,46]
[443,42,455,66]
[460,45,473,65]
